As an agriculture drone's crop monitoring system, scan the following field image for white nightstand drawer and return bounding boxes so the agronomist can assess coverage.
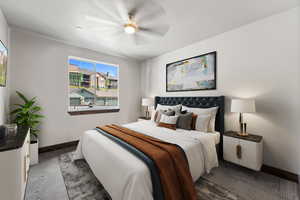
[223,133,263,171]
[239,139,263,170]
[223,136,240,165]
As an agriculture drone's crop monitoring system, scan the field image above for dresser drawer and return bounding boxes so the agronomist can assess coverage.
[21,131,30,184]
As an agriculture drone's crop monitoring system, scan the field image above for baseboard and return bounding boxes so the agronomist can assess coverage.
[261,165,298,183]
[39,140,79,153]
[298,175,300,198]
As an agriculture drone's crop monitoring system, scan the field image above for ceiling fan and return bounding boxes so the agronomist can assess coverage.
[85,0,170,45]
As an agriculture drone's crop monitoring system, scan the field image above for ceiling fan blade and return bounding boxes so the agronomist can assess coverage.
[92,27,124,41]
[127,0,148,17]
[137,9,166,25]
[90,0,123,24]
[131,30,162,45]
[127,0,166,23]
[139,24,170,37]
[114,0,130,22]
[86,15,120,27]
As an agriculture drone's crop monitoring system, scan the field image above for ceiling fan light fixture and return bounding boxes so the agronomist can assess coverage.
[124,23,137,34]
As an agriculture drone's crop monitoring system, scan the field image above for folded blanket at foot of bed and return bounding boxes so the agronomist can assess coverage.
[96,124,197,200]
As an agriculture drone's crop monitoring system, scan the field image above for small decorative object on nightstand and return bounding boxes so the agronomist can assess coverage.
[138,117,151,122]
[223,131,263,171]
[231,99,256,136]
[142,98,154,119]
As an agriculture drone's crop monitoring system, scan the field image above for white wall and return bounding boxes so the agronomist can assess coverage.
[0,9,10,124]
[10,28,141,147]
[140,7,300,173]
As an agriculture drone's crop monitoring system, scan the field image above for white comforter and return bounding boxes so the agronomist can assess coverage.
[74,121,218,200]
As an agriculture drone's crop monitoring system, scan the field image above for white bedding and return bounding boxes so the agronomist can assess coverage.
[74,120,218,200]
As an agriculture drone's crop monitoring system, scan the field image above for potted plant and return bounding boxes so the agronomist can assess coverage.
[10,91,43,165]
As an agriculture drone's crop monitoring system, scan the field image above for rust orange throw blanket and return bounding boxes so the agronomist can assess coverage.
[97,124,197,200]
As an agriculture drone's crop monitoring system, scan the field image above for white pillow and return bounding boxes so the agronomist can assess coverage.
[159,114,179,125]
[150,109,156,121]
[195,114,211,132]
[182,106,218,132]
[150,104,181,121]
[156,104,182,112]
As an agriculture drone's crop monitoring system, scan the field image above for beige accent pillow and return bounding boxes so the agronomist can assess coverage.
[182,106,219,132]
[152,104,181,121]
[159,114,178,124]
[157,114,179,130]
[194,114,211,132]
[154,110,175,123]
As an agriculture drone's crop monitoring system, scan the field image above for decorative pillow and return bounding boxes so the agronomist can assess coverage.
[194,114,211,132]
[180,110,188,114]
[157,122,177,130]
[191,114,198,130]
[154,109,175,123]
[182,106,219,132]
[150,109,156,121]
[151,104,182,121]
[157,115,178,130]
[176,112,193,130]
[156,104,182,114]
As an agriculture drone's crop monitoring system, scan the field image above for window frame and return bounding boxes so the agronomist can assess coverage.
[67,56,120,115]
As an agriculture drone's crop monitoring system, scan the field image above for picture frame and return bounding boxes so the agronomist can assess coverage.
[0,40,8,87]
[166,51,216,92]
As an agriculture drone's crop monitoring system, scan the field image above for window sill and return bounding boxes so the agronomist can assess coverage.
[68,108,120,115]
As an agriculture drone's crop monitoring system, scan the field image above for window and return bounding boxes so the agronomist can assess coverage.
[68,56,119,114]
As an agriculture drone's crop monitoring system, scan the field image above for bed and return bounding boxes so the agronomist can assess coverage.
[74,96,225,200]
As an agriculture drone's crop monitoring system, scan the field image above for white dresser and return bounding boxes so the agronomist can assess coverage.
[0,127,30,200]
[223,131,263,171]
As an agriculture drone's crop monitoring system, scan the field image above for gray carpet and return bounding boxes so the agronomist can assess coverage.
[58,152,247,200]
[25,148,299,200]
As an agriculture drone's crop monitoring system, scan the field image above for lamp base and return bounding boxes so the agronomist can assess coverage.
[237,132,249,136]
[145,110,150,119]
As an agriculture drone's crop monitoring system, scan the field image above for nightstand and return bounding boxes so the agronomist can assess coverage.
[138,117,151,122]
[223,131,263,171]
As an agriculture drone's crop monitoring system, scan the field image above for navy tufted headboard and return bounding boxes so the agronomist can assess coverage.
[154,96,225,159]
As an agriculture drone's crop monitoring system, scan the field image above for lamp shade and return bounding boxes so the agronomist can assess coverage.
[142,98,154,106]
[231,99,256,113]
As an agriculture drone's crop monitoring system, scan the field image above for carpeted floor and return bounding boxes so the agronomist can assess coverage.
[59,152,246,200]
[59,152,299,200]
[25,148,299,200]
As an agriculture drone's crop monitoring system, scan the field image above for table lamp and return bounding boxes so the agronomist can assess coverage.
[231,99,256,136]
[142,98,154,119]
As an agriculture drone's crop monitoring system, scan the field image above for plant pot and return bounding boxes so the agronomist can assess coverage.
[30,136,39,165]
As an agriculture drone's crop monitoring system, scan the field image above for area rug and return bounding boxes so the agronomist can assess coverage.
[58,152,246,200]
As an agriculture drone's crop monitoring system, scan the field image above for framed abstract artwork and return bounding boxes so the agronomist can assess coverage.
[166,51,216,92]
[0,40,7,87]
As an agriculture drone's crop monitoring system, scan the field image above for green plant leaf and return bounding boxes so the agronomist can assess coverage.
[16,91,29,103]
[30,97,37,102]
[31,114,44,119]
[11,91,44,136]
[14,103,25,108]
[31,106,41,112]
[10,108,23,114]
[24,101,35,108]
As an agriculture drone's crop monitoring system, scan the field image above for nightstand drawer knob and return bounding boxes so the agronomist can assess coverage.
[236,145,242,159]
